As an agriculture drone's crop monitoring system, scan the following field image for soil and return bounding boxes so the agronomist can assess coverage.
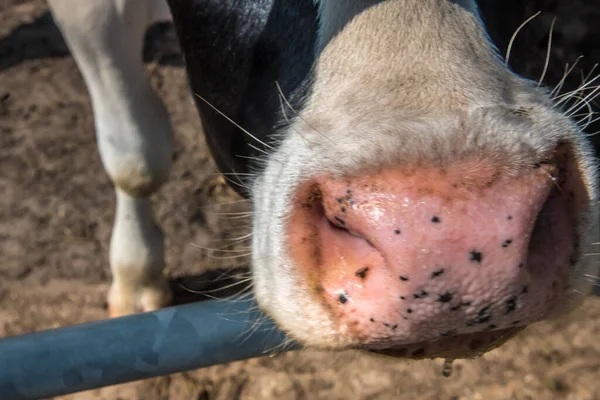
[0,1,599,399]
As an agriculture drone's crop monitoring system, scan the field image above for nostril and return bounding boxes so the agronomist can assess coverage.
[325,212,363,240]
[295,181,373,247]
[332,215,347,228]
[288,180,385,306]
[317,191,369,241]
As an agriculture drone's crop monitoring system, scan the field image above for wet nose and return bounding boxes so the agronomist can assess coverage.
[287,156,575,355]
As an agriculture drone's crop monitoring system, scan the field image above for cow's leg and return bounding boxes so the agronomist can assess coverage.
[48,0,173,316]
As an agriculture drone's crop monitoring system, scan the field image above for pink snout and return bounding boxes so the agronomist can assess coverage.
[288,148,586,359]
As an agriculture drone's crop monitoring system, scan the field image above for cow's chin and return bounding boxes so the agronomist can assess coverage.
[363,327,524,360]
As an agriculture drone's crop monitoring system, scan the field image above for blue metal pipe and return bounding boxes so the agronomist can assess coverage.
[0,299,298,400]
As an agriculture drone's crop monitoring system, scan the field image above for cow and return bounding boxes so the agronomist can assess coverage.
[46,0,599,360]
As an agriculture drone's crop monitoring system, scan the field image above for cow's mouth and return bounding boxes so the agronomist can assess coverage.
[367,326,523,360]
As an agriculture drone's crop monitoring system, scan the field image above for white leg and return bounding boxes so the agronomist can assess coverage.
[48,0,173,316]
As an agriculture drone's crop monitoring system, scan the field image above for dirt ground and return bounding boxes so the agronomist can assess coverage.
[1,1,599,399]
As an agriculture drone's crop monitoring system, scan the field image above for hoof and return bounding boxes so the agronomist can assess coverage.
[108,279,172,318]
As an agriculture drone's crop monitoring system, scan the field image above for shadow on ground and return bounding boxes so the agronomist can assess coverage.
[0,11,183,72]
[169,267,252,306]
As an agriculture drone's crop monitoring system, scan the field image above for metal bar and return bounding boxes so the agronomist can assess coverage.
[0,299,297,400]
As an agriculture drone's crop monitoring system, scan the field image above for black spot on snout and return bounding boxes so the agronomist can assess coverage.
[451,301,471,311]
[469,250,483,263]
[505,296,517,313]
[466,306,492,326]
[431,216,441,223]
[502,239,513,248]
[466,315,491,326]
[339,291,349,304]
[355,267,369,279]
[400,275,409,281]
[437,292,453,303]
[440,329,457,337]
[413,289,428,299]
[431,268,445,278]
[394,228,401,235]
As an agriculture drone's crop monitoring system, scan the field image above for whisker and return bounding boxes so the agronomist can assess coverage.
[575,108,598,130]
[199,199,251,210]
[557,79,600,108]
[203,211,253,216]
[538,17,556,87]
[194,93,273,150]
[551,57,583,99]
[221,233,253,246]
[506,11,541,66]
[580,63,599,89]
[582,273,600,279]
[581,113,600,131]
[220,174,250,191]
[238,313,271,345]
[570,288,587,296]
[201,287,255,304]
[554,73,600,103]
[205,172,257,177]
[275,81,334,145]
[565,85,600,117]
[189,245,252,260]
[265,336,298,354]
[209,214,253,221]
[192,246,251,254]
[247,142,271,157]
[236,155,267,162]
[179,278,252,296]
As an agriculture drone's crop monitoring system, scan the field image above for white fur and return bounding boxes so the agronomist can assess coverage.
[47,0,174,315]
